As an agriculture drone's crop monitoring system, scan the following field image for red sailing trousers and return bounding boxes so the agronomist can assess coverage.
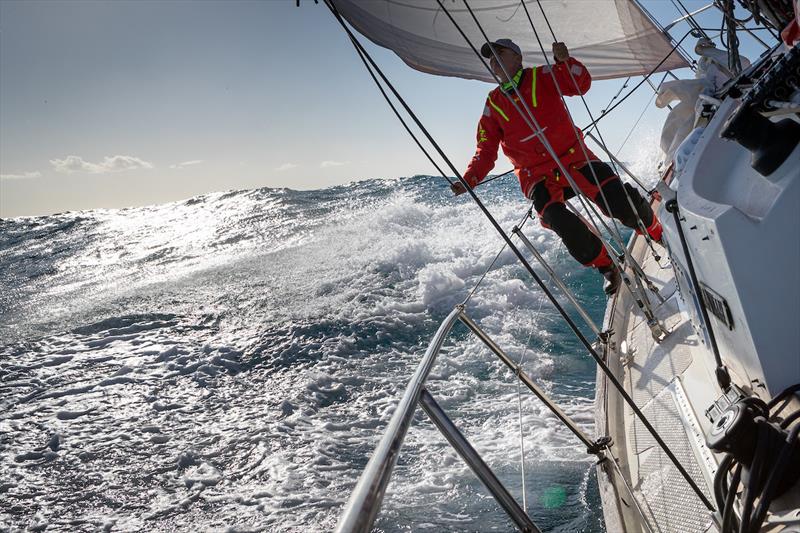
[529,161,663,269]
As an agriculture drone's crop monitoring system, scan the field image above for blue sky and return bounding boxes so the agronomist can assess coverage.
[0,0,771,217]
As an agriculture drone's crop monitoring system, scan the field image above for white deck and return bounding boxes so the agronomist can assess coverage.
[596,233,720,533]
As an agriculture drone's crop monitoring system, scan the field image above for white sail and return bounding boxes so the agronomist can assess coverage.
[333,0,689,81]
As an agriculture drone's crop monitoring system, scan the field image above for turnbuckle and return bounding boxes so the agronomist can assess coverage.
[587,435,613,455]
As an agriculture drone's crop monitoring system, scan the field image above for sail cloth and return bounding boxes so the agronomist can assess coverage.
[332,0,689,82]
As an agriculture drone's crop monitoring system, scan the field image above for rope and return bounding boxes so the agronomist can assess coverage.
[720,0,743,74]
[713,385,800,533]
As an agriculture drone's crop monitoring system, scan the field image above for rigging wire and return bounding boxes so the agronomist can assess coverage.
[515,278,549,515]
[670,0,711,39]
[462,206,533,307]
[615,73,669,157]
[585,77,630,136]
[345,25,450,183]
[326,0,714,512]
[514,225,570,514]
[480,168,515,186]
[616,91,658,157]
[580,29,695,133]
[434,0,714,510]
[520,0,663,304]
[635,0,698,70]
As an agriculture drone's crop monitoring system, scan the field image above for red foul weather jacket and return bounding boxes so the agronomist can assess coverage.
[463,57,597,198]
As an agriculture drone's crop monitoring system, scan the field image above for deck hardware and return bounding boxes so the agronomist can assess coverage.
[721,43,800,176]
[604,448,658,533]
[699,283,734,330]
[647,318,668,341]
[710,383,800,531]
[587,435,613,454]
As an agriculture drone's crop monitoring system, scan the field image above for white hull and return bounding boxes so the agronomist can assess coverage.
[595,84,800,532]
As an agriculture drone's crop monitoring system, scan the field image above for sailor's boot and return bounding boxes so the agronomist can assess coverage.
[599,265,621,295]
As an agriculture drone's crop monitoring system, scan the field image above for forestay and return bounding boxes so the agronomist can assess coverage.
[332,0,689,81]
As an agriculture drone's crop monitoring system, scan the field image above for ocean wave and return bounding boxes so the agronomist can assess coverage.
[0,175,605,531]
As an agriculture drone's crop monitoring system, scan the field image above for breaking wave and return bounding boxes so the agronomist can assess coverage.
[0,175,607,532]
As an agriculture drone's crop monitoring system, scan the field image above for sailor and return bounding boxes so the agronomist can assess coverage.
[453,39,663,294]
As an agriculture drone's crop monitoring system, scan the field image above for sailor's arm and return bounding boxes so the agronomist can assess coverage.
[453,106,502,196]
[549,42,592,96]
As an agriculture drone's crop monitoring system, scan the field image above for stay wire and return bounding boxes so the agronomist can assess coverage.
[344,19,450,183]
[670,0,710,39]
[580,29,695,133]
[480,168,515,186]
[523,0,664,300]
[515,265,549,515]
[586,77,630,136]
[325,0,472,188]
[462,205,533,307]
[615,72,669,157]
[438,0,713,510]
[455,0,659,324]
[329,0,712,511]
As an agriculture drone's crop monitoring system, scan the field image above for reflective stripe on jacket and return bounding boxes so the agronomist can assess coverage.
[463,57,596,197]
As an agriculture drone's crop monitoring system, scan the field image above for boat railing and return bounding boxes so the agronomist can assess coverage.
[335,304,606,533]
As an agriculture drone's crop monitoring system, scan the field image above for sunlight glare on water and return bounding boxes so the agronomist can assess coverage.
[0,175,612,532]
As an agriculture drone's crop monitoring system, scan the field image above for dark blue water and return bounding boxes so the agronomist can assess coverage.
[1,176,607,532]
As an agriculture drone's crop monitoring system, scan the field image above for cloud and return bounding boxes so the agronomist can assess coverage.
[275,162,298,171]
[169,159,204,170]
[0,171,41,180]
[320,160,348,168]
[50,155,153,174]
